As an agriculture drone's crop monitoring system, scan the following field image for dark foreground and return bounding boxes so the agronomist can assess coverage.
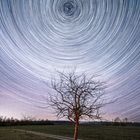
[0,125,140,140]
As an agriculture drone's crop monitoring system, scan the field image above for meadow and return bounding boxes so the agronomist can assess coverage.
[0,127,56,140]
[0,125,140,140]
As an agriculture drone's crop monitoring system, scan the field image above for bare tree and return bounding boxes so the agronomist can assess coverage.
[49,71,106,140]
[123,117,128,123]
[114,117,121,123]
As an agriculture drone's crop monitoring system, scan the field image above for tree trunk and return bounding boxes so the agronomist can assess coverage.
[74,121,79,140]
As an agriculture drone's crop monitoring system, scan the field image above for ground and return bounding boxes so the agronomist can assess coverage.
[0,125,140,140]
[0,128,56,140]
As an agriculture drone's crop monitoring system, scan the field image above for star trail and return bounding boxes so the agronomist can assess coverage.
[0,0,140,121]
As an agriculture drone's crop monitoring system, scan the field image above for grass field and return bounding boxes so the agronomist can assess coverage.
[0,125,140,140]
[0,128,56,140]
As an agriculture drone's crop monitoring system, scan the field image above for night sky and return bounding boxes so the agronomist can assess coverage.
[0,0,140,121]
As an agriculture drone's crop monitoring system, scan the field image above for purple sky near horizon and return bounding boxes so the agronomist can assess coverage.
[0,0,140,121]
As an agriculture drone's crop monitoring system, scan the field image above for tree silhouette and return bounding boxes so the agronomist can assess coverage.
[49,71,106,140]
[123,117,128,123]
[114,117,121,122]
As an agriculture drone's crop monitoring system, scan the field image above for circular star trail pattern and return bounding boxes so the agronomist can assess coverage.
[0,0,140,121]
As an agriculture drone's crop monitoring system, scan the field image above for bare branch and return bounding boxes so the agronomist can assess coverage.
[49,70,108,123]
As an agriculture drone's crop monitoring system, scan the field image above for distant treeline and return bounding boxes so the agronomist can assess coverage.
[81,121,140,127]
[0,116,140,126]
[0,116,54,126]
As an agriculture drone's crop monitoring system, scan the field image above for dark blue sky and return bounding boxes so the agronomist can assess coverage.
[0,0,140,121]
